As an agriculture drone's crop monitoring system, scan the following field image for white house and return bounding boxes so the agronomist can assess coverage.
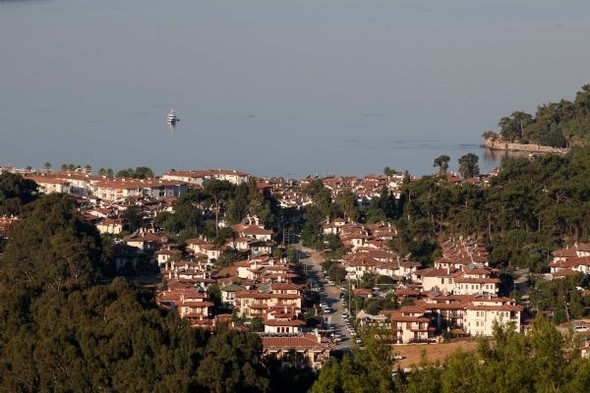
[453,268,500,295]
[416,268,456,293]
[463,297,521,337]
[162,169,250,186]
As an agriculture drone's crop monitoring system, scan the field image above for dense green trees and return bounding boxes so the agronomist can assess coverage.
[301,180,333,247]
[488,84,590,148]
[334,190,359,222]
[301,180,400,246]
[398,318,590,393]
[0,280,204,392]
[311,329,396,393]
[122,206,144,233]
[217,249,249,267]
[0,280,276,392]
[311,319,590,392]
[153,179,280,245]
[0,172,37,215]
[98,167,115,178]
[499,111,534,143]
[392,148,590,269]
[196,326,270,393]
[116,166,155,179]
[0,188,306,393]
[529,273,589,323]
[363,293,397,315]
[320,259,347,283]
[2,193,103,291]
[297,144,590,292]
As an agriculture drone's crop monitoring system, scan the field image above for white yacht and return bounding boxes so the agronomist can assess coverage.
[167,109,179,124]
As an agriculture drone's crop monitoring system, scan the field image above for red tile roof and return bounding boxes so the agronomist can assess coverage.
[261,334,332,351]
[263,319,306,327]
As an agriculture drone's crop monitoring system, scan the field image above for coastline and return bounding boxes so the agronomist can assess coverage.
[482,139,570,155]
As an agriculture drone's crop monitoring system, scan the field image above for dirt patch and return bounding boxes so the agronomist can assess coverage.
[216,265,237,277]
[393,339,479,370]
[556,319,590,335]
[308,250,324,265]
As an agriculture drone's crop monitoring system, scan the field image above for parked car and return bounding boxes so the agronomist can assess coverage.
[573,325,589,332]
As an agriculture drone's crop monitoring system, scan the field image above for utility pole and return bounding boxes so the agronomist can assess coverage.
[348,279,352,315]
[281,214,285,246]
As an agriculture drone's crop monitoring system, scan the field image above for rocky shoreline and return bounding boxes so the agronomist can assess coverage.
[483,139,570,155]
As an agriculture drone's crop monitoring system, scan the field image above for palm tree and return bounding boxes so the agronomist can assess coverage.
[458,153,480,179]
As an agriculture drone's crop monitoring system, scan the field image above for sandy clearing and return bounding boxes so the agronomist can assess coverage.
[393,339,480,370]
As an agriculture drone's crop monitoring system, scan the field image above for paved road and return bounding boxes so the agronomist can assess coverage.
[296,243,355,350]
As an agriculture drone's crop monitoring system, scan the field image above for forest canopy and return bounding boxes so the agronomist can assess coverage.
[0,189,290,393]
[483,84,590,148]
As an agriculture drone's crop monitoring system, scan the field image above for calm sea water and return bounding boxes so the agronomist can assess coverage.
[1,0,589,178]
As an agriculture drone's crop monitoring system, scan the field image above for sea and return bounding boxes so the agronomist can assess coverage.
[1,0,589,179]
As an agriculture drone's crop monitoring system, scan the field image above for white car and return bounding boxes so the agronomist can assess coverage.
[573,325,589,332]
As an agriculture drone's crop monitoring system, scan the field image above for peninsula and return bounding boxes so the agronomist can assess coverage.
[482,83,590,153]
